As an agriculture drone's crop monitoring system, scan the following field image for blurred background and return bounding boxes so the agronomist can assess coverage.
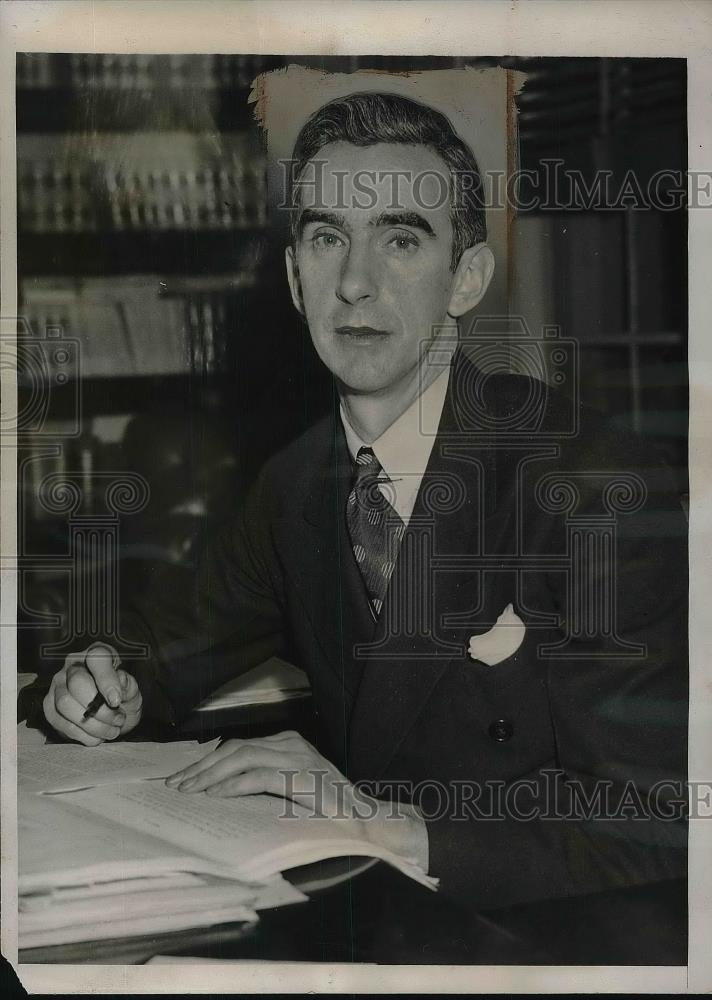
[15,54,687,682]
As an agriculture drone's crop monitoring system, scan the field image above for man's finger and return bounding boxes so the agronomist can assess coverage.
[54,685,123,740]
[165,737,299,786]
[116,669,139,700]
[205,767,283,798]
[84,644,122,708]
[43,691,103,747]
[61,654,88,676]
[65,669,126,725]
[165,742,240,785]
[175,746,285,793]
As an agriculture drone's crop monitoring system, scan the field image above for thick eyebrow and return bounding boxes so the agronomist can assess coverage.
[297,208,437,239]
[371,212,436,237]
[297,209,346,236]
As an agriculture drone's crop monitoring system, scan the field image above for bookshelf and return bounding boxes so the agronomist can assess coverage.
[15,52,287,594]
[16,55,280,405]
[17,132,268,233]
[16,53,271,90]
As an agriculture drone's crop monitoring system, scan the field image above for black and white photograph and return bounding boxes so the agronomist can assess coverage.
[1,1,710,994]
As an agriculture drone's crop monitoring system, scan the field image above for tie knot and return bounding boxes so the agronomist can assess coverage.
[354,446,382,479]
[352,447,387,507]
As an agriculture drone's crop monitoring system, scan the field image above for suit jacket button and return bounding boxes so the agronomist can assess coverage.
[488,719,514,742]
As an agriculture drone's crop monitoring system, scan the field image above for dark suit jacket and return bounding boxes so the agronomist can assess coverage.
[126,347,688,911]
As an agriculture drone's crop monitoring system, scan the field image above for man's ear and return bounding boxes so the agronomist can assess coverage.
[447,243,495,318]
[285,246,306,317]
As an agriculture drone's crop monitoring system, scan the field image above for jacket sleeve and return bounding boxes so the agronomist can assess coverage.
[122,462,288,730]
[424,421,688,910]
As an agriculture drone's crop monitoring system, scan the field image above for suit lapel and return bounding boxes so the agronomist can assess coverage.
[348,351,507,780]
[294,395,375,700]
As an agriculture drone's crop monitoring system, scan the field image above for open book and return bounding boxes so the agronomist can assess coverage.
[18,742,435,950]
[19,738,222,794]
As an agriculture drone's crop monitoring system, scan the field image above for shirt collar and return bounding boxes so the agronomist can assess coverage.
[340,361,451,482]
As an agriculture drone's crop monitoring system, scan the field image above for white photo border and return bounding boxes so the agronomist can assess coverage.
[1,1,709,994]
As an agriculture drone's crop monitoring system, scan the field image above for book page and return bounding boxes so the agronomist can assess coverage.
[68,781,437,888]
[19,739,220,793]
[18,788,235,892]
[69,779,338,862]
[19,743,433,898]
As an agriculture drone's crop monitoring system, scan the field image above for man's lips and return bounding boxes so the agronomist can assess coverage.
[335,325,390,338]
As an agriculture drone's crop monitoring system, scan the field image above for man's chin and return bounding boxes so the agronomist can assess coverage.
[320,347,396,395]
[334,359,408,394]
[341,385,392,399]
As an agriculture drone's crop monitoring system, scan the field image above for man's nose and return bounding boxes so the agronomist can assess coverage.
[336,243,378,304]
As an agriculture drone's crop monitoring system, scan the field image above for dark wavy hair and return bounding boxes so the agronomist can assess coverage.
[288,91,487,271]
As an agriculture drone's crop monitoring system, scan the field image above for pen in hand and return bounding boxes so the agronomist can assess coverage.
[81,644,122,722]
[82,691,107,722]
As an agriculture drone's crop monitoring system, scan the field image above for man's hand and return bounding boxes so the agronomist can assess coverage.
[165,731,363,816]
[165,731,429,869]
[43,642,143,746]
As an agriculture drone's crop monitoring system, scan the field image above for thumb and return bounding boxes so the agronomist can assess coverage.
[85,643,122,708]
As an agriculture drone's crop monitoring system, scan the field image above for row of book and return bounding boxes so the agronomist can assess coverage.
[17,53,271,91]
[18,160,268,232]
[16,276,241,522]
[19,275,247,379]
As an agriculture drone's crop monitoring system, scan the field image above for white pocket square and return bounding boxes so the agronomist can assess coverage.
[468,603,525,666]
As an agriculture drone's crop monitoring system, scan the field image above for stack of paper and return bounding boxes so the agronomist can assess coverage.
[18,738,436,951]
[19,868,304,949]
[196,657,311,712]
[18,741,306,950]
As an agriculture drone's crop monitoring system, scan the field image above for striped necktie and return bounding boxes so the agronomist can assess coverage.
[346,446,405,618]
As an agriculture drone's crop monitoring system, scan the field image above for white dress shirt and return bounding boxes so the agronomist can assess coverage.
[340,362,451,528]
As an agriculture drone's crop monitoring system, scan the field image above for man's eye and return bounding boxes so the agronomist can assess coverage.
[312,232,345,250]
[386,232,419,252]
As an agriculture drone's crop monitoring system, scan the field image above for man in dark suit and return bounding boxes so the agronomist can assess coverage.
[42,92,687,911]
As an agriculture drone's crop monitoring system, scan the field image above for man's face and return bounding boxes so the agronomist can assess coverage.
[287,141,459,396]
